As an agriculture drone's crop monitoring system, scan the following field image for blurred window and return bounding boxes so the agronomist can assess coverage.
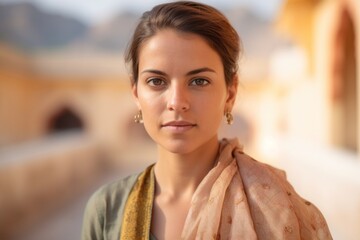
[48,107,84,133]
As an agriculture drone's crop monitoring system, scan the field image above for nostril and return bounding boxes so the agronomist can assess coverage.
[182,105,189,111]
[167,101,190,111]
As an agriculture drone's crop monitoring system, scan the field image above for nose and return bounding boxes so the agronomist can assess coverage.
[167,83,190,112]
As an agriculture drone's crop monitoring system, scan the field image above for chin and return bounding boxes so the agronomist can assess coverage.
[159,136,219,155]
[159,139,198,154]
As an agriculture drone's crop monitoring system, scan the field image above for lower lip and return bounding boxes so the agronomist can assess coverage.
[162,125,195,133]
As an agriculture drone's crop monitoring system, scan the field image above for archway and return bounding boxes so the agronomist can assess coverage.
[332,7,357,152]
[47,106,84,134]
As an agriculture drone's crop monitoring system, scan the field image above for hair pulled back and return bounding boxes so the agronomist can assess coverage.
[125,1,241,86]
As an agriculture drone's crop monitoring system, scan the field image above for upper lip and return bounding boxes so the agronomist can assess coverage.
[161,121,196,127]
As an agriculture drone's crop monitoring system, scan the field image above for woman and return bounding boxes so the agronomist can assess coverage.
[82,1,332,239]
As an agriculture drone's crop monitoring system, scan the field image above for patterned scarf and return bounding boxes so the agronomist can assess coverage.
[120,139,332,239]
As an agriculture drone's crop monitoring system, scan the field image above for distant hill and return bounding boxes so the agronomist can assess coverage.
[224,7,283,59]
[0,2,88,50]
[0,2,282,55]
[70,11,139,52]
[71,7,283,58]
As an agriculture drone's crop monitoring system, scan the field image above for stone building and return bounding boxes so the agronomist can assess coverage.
[0,45,153,237]
[272,0,360,239]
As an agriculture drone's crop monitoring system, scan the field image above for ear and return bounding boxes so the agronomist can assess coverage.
[131,77,141,109]
[225,75,238,112]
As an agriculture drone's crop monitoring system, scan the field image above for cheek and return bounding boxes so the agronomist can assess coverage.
[139,100,160,119]
[196,94,226,125]
[201,91,227,111]
[137,91,163,124]
[137,87,162,110]
[139,99,160,139]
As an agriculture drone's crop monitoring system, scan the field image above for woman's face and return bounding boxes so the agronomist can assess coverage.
[133,29,237,154]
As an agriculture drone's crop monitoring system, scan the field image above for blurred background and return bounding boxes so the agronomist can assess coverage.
[0,0,358,239]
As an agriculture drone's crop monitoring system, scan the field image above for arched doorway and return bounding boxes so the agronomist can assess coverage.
[332,7,357,152]
[47,107,84,134]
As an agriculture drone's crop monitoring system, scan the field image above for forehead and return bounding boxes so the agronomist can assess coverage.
[138,29,223,73]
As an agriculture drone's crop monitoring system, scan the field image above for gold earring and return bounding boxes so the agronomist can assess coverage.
[225,112,233,125]
[134,110,143,123]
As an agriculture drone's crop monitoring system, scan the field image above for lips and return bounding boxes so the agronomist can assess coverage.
[161,120,196,133]
[162,121,196,127]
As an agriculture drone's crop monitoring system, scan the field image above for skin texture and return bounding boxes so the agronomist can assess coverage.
[132,29,237,240]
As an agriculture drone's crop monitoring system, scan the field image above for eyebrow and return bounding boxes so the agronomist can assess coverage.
[186,67,216,76]
[140,67,216,76]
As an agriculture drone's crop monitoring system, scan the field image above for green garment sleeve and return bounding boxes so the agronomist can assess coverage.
[82,189,105,240]
[81,173,140,240]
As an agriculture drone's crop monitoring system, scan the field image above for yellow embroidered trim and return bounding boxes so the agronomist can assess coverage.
[120,165,155,240]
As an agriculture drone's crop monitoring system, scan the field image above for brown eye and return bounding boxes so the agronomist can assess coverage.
[147,78,165,86]
[190,78,210,86]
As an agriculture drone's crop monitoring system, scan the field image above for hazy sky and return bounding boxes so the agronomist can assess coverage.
[0,0,283,24]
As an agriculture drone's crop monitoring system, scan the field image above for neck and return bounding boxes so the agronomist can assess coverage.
[154,137,219,199]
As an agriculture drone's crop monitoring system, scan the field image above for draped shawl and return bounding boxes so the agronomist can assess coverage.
[120,139,332,240]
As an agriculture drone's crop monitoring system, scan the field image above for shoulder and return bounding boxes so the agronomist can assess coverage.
[90,173,140,208]
[234,150,287,183]
[82,173,140,240]
[86,173,141,219]
[224,138,287,182]
[235,151,332,239]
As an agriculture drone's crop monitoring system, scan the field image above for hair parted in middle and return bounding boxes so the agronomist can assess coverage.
[125,1,242,86]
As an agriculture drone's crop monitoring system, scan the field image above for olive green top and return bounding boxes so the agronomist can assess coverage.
[81,172,157,240]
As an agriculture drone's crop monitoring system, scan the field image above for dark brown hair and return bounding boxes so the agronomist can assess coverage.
[125,1,242,86]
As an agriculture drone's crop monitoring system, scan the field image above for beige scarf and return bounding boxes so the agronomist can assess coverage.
[121,139,332,240]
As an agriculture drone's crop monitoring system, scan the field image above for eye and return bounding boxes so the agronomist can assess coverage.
[147,78,166,86]
[190,78,210,86]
